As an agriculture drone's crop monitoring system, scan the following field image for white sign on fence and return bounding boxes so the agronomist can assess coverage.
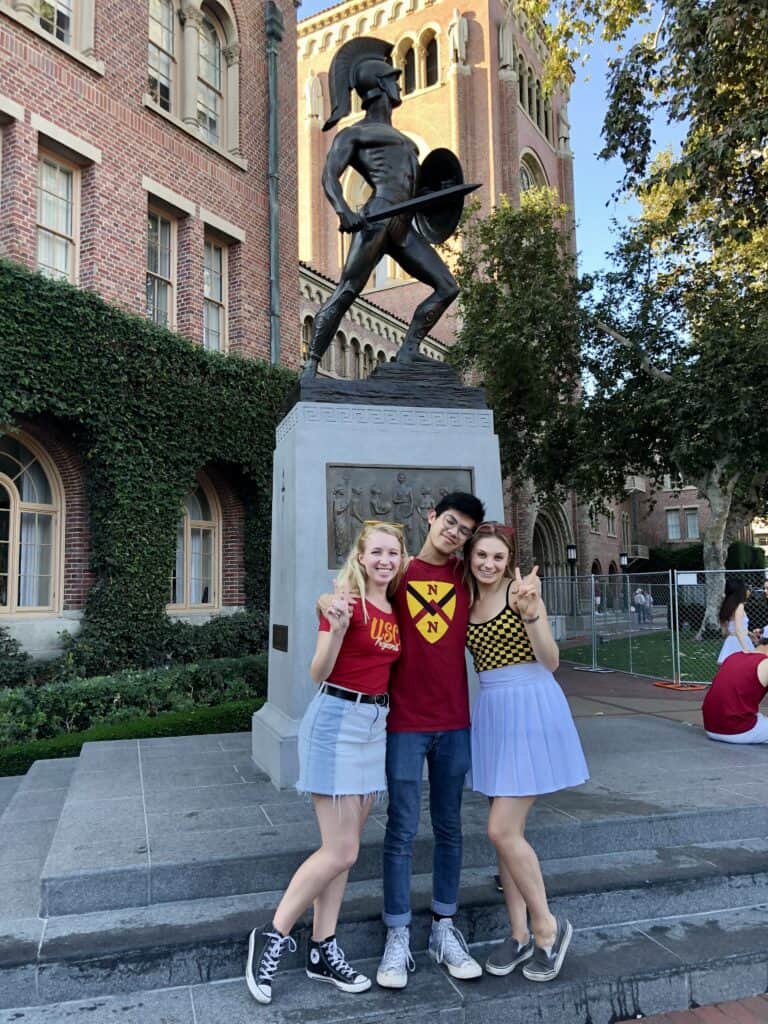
[677,572,699,586]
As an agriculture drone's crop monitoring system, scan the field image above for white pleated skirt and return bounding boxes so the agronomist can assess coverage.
[471,662,589,797]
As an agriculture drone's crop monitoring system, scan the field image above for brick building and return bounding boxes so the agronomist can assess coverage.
[0,0,298,656]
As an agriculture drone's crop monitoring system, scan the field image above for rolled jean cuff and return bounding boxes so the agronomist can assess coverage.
[432,898,457,917]
[382,909,412,928]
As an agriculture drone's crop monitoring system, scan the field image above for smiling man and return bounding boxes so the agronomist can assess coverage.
[377,490,486,989]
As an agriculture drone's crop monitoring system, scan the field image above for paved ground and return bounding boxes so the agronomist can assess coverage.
[559,662,705,727]
[625,995,768,1022]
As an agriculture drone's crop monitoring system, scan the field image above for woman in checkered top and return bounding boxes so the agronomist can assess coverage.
[463,523,588,984]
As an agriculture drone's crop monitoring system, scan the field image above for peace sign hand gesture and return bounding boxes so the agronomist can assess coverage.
[510,565,542,619]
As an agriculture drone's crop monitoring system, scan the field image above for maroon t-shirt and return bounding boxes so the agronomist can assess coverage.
[319,599,400,695]
[702,651,768,734]
[387,556,470,732]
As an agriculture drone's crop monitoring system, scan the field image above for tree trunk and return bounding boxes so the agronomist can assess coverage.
[696,465,738,638]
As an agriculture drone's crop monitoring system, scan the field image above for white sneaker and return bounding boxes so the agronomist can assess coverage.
[428,918,482,980]
[376,925,415,989]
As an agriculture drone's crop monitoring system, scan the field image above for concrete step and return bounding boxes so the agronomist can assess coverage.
[3,905,768,1024]
[39,793,768,917]
[0,759,78,920]
[6,836,768,1008]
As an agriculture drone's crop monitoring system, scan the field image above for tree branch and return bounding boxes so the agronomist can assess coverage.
[597,320,673,382]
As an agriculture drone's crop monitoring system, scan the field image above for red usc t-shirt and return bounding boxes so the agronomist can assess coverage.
[387,556,470,732]
[319,599,401,695]
[702,651,768,734]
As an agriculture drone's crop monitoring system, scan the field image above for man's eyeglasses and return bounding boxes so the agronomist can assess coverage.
[440,512,475,541]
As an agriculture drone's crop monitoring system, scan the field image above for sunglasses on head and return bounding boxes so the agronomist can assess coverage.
[473,521,515,539]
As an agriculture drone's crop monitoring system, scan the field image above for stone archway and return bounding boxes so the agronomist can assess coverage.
[532,505,572,615]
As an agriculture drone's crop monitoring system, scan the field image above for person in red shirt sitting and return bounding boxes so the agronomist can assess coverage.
[245,522,405,1005]
[703,638,768,744]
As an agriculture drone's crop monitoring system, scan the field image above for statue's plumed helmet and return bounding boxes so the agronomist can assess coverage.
[324,37,398,131]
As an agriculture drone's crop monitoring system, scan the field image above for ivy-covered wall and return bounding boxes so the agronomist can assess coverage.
[0,260,296,676]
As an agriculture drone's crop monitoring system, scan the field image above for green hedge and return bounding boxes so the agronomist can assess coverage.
[0,259,295,677]
[0,700,261,778]
[0,654,266,745]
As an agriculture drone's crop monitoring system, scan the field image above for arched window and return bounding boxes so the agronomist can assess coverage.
[198,13,224,145]
[377,350,386,365]
[527,71,534,115]
[350,338,361,378]
[148,0,175,112]
[170,481,219,609]
[425,37,439,86]
[363,344,375,376]
[301,316,313,363]
[334,332,348,377]
[146,1,241,156]
[403,47,416,94]
[520,153,547,191]
[0,435,60,613]
[518,59,525,105]
[535,80,543,130]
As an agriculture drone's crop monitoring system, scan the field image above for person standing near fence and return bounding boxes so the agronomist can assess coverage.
[633,587,647,625]
[717,579,755,664]
[463,523,589,982]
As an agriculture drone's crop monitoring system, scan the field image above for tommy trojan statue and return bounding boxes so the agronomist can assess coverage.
[302,37,478,380]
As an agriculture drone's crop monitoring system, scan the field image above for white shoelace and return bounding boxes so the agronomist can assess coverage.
[258,931,297,982]
[432,921,472,965]
[380,928,415,973]
[323,938,357,979]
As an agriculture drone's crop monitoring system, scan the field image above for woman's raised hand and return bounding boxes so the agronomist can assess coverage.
[325,581,353,633]
[510,565,542,618]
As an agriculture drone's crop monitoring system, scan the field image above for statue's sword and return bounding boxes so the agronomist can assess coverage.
[363,182,480,223]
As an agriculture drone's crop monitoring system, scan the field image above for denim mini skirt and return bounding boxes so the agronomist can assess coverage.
[296,687,389,798]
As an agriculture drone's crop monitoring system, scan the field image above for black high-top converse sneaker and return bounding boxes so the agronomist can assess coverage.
[245,927,297,1004]
[306,936,372,992]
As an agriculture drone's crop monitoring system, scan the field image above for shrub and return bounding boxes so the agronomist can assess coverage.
[0,626,33,688]
[0,654,266,745]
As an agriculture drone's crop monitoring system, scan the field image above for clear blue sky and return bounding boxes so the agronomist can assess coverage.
[295,2,683,277]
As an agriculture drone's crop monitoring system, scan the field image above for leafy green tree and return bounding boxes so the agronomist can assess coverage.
[450,189,587,492]
[512,0,768,245]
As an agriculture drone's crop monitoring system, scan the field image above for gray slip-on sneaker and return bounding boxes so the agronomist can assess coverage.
[521,919,573,982]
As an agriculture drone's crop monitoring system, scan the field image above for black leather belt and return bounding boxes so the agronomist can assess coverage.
[321,683,389,707]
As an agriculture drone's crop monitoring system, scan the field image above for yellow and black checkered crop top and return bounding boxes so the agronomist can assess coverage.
[466,602,535,673]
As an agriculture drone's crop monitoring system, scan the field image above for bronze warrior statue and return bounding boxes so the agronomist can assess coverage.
[302,37,476,379]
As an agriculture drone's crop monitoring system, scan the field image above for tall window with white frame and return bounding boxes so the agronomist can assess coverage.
[684,507,700,540]
[146,209,174,327]
[36,0,73,45]
[203,237,227,352]
[148,0,174,112]
[666,508,682,541]
[170,485,218,609]
[0,436,58,614]
[37,153,77,282]
[197,13,224,145]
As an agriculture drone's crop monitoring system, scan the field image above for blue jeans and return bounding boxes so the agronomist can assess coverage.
[382,728,471,927]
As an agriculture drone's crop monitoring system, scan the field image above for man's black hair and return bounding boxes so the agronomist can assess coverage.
[434,491,485,525]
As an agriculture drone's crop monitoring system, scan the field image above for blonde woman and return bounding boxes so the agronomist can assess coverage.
[246,522,406,1005]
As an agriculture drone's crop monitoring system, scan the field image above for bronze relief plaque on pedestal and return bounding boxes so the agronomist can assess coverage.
[326,465,474,567]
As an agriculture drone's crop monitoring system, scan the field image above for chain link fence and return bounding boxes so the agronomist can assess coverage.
[546,572,676,680]
[546,568,768,685]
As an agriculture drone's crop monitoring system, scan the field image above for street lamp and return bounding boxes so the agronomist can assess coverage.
[567,544,577,618]
[619,552,629,613]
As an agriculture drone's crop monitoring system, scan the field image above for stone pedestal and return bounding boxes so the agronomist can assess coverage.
[251,400,504,789]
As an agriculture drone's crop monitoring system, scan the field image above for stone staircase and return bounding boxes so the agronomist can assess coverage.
[2,715,768,1022]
